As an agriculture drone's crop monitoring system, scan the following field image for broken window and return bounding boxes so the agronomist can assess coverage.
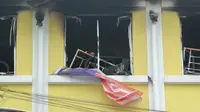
[0,17,16,75]
[65,15,132,75]
[180,15,200,75]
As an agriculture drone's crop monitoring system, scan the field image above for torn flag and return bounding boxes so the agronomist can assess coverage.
[54,67,143,105]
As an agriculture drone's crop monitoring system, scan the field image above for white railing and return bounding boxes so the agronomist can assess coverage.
[184,47,200,75]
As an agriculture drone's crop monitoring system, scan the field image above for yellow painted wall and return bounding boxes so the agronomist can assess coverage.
[48,12,65,74]
[0,85,32,111]
[16,10,33,75]
[132,10,147,75]
[49,85,148,112]
[165,85,200,112]
[163,11,200,112]
[162,11,183,75]
[0,11,34,111]
[48,11,149,112]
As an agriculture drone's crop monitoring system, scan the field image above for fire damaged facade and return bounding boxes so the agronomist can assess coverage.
[0,0,199,112]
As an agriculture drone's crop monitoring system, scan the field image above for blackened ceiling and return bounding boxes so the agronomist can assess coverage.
[0,0,145,16]
[0,0,200,16]
[53,0,143,15]
[163,0,200,16]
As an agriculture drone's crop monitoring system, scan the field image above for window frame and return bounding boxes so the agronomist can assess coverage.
[179,17,185,75]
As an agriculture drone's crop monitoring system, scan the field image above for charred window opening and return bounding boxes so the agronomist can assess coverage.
[65,15,132,75]
[0,17,16,75]
[181,15,200,75]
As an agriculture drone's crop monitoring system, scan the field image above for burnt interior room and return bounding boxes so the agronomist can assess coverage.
[0,18,14,74]
[180,14,200,74]
[65,15,132,75]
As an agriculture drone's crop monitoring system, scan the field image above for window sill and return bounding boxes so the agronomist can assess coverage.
[0,75,32,84]
[0,75,148,84]
[165,75,200,84]
[1,75,200,84]
[48,75,148,84]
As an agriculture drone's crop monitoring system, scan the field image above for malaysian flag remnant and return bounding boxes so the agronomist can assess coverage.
[54,67,143,106]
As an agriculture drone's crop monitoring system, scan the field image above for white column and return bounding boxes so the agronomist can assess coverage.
[42,11,49,112]
[32,11,49,112]
[146,0,166,111]
[32,11,38,112]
